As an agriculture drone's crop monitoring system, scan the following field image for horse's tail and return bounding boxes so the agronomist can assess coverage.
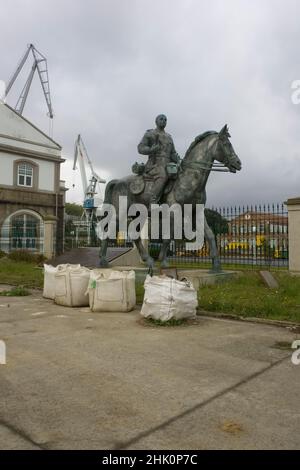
[103,179,118,205]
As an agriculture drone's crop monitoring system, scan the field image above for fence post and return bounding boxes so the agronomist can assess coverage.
[286,197,300,274]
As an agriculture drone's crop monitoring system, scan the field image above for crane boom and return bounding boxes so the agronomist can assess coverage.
[6,45,31,95]
[15,62,37,115]
[5,43,54,118]
[73,134,106,205]
[73,135,106,245]
[79,136,106,184]
[73,135,88,195]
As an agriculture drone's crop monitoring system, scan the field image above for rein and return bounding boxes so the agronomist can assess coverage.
[181,160,230,173]
[180,135,233,173]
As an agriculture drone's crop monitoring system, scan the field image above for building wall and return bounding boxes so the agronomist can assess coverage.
[0,152,55,191]
[0,104,65,258]
[0,187,65,256]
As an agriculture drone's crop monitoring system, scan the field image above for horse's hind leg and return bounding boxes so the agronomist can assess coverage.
[204,215,222,272]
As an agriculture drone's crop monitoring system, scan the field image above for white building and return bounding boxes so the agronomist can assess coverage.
[0,102,66,258]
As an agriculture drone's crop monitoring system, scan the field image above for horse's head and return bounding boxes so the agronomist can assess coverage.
[216,125,241,173]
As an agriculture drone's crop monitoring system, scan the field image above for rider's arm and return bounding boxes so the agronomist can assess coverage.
[138,131,159,155]
[170,141,181,163]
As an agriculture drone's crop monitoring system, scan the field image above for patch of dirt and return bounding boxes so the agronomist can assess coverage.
[220,420,244,435]
[138,316,205,328]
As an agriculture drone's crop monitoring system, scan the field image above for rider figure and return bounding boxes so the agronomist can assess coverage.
[137,114,180,204]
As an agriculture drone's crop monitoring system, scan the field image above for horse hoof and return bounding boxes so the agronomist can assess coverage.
[211,262,222,273]
[99,259,109,268]
[146,257,154,269]
[160,260,169,268]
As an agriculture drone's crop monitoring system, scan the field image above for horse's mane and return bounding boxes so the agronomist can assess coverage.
[184,131,217,159]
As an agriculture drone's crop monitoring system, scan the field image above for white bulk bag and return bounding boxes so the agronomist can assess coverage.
[54,265,90,307]
[141,275,198,321]
[43,264,80,300]
[88,269,136,312]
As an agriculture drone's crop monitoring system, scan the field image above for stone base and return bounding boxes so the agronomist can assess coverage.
[109,246,144,267]
[111,266,238,289]
[177,269,238,290]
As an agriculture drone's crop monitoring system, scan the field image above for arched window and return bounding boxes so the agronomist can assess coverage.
[17,162,33,187]
[0,211,44,253]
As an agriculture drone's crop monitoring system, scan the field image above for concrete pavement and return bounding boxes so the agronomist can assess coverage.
[0,291,299,450]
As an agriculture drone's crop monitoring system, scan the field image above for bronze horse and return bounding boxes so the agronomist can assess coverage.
[99,125,241,271]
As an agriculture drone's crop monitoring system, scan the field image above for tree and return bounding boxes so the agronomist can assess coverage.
[65,203,83,217]
[205,208,228,236]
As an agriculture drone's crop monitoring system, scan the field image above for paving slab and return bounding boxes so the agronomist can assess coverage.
[0,291,299,449]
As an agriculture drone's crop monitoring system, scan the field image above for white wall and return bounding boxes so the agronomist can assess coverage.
[0,152,55,191]
[0,104,61,158]
[0,153,13,185]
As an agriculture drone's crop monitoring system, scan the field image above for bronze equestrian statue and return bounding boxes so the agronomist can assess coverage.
[99,116,241,271]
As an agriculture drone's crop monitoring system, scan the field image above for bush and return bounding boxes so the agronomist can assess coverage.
[8,250,47,264]
[0,286,30,296]
[0,250,7,259]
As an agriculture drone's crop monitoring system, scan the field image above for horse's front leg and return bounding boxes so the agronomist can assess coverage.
[158,240,170,268]
[134,237,154,269]
[99,238,109,267]
[204,215,221,272]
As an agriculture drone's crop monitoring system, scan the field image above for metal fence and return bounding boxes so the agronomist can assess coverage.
[165,204,289,269]
[63,203,289,270]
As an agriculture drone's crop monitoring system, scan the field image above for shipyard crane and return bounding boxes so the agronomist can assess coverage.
[73,135,106,244]
[5,43,54,119]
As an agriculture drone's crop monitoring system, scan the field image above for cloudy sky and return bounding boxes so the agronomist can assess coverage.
[1,0,300,207]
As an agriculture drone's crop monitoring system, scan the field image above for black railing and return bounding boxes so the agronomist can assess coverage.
[167,204,289,269]
[63,203,289,270]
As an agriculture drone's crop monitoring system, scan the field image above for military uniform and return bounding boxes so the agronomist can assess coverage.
[137,128,180,203]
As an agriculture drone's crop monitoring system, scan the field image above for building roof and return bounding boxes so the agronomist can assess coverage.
[0,103,62,160]
[229,211,288,224]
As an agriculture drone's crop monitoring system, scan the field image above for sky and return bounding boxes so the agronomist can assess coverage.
[1,0,300,207]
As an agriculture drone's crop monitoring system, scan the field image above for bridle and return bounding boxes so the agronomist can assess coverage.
[180,135,236,173]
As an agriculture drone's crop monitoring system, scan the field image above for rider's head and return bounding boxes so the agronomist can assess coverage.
[155,114,167,130]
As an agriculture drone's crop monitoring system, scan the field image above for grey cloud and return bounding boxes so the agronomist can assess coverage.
[1,0,300,206]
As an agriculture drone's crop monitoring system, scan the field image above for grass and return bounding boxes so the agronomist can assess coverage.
[0,258,44,289]
[198,271,300,323]
[0,286,30,296]
[136,281,145,304]
[0,257,299,324]
[136,271,300,324]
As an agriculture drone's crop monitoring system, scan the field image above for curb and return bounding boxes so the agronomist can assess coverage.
[197,309,300,329]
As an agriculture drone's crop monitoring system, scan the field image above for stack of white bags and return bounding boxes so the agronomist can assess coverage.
[43,264,136,312]
[43,265,198,319]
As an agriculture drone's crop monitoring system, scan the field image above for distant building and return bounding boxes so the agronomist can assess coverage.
[223,211,288,256]
[0,103,66,258]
